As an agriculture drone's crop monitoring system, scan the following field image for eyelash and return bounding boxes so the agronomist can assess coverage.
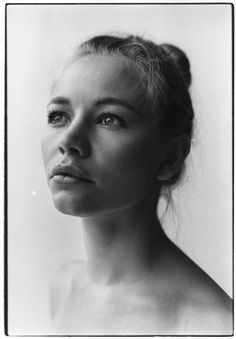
[97,113,125,128]
[47,111,69,126]
[46,110,125,128]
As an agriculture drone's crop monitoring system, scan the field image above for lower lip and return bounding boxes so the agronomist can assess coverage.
[51,175,94,185]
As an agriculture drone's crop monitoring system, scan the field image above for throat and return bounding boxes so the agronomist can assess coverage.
[82,215,166,286]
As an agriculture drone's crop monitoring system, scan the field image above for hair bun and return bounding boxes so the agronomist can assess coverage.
[160,44,191,89]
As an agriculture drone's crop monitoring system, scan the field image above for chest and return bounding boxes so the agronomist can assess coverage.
[50,287,182,335]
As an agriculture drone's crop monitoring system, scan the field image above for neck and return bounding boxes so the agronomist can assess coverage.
[81,190,166,286]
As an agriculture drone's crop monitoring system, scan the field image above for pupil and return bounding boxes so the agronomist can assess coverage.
[105,116,113,124]
[55,115,61,122]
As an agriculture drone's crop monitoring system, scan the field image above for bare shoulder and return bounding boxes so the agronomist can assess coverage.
[179,285,232,335]
[165,240,233,335]
[50,260,85,319]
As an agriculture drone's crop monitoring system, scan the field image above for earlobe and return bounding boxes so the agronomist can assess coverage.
[156,162,180,181]
[156,136,190,182]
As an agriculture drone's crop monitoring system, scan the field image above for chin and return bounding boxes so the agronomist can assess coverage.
[50,184,156,218]
[51,191,97,217]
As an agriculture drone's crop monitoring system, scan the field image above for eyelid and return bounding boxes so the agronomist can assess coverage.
[47,108,70,116]
[47,102,72,114]
[47,110,70,125]
[47,110,67,118]
[97,112,125,128]
[99,110,124,118]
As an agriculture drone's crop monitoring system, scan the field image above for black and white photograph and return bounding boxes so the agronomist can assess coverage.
[6,3,233,336]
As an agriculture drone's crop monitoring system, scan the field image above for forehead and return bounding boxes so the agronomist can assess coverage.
[52,55,142,106]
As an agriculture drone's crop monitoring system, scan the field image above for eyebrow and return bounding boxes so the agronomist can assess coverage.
[47,96,71,108]
[94,98,138,115]
[47,96,138,115]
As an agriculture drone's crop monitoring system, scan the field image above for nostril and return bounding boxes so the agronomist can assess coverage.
[58,137,91,158]
[59,146,65,155]
[58,145,81,156]
[68,147,81,156]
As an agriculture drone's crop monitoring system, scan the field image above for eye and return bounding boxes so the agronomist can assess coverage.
[47,111,69,126]
[98,113,125,128]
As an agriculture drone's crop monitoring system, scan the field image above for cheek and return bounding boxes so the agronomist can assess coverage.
[96,131,162,193]
[41,132,58,171]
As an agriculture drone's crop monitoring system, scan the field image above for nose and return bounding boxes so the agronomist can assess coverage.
[58,121,91,158]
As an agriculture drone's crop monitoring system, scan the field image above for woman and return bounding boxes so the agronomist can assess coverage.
[41,34,232,335]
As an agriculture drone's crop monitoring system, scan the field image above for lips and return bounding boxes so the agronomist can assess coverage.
[50,164,94,184]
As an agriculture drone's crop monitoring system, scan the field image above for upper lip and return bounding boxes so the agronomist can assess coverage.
[50,164,94,182]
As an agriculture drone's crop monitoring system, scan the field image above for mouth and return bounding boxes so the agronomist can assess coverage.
[50,164,95,185]
[51,174,93,184]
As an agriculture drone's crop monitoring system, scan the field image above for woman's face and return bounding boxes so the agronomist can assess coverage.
[42,54,167,216]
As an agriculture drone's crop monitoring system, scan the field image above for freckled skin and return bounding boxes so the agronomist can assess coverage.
[42,55,166,216]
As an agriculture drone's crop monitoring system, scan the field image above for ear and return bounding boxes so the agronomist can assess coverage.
[156,136,190,181]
